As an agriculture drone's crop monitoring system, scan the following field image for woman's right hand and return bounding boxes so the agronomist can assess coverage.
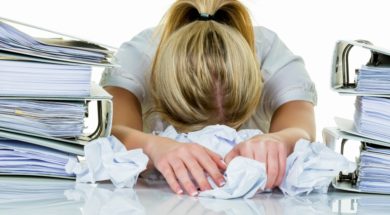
[146,136,227,196]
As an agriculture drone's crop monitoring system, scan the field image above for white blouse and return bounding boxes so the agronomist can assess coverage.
[100,26,317,133]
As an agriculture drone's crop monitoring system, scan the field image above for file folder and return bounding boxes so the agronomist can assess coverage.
[0,84,112,178]
[323,127,390,194]
[0,16,118,67]
[327,40,390,194]
[0,129,83,156]
[0,85,111,178]
[0,139,77,179]
[332,40,390,97]
[0,83,113,149]
[0,17,115,180]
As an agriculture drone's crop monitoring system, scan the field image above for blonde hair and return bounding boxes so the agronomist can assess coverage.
[150,0,263,132]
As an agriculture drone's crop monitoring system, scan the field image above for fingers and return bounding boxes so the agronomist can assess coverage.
[200,149,226,187]
[158,162,183,195]
[221,135,290,190]
[254,142,267,163]
[170,159,198,196]
[224,147,239,164]
[226,140,256,164]
[156,137,289,196]
[205,148,227,170]
[182,156,212,191]
[238,142,254,159]
[275,147,287,186]
[157,144,227,196]
[265,147,279,189]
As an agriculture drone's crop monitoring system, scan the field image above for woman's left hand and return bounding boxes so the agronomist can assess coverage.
[224,134,291,189]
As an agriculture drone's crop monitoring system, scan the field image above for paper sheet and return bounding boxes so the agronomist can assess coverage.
[0,138,76,177]
[65,136,148,188]
[279,140,356,196]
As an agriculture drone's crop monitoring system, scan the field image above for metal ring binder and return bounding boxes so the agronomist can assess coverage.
[332,40,390,96]
[338,171,357,185]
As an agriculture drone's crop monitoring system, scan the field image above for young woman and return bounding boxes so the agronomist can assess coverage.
[101,0,317,196]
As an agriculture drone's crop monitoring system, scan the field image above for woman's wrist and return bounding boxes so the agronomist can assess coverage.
[143,133,158,158]
[111,124,157,157]
[269,127,311,153]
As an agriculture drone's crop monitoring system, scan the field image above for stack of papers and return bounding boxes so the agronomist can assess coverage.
[0,18,115,180]
[358,144,390,193]
[354,96,390,142]
[352,67,390,194]
[0,21,112,65]
[356,66,390,93]
[0,100,85,138]
[330,41,390,196]
[0,138,76,178]
[0,60,91,97]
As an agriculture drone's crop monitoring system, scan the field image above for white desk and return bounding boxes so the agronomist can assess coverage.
[0,176,389,215]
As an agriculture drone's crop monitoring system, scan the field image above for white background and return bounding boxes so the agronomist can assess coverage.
[1,0,390,145]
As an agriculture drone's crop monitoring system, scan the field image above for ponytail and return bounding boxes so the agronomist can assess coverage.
[159,0,255,52]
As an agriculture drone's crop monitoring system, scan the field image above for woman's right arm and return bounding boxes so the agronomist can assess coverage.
[104,86,226,196]
[104,86,145,147]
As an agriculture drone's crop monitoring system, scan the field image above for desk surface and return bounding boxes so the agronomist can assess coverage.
[0,176,389,215]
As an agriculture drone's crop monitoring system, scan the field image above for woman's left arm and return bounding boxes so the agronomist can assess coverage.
[225,100,316,189]
[269,100,316,149]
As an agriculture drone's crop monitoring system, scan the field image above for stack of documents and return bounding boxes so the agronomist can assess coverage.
[353,96,390,193]
[0,21,112,65]
[0,100,85,138]
[356,66,390,93]
[0,60,91,97]
[358,143,390,193]
[329,40,390,195]
[354,96,390,142]
[0,138,76,178]
[0,18,114,179]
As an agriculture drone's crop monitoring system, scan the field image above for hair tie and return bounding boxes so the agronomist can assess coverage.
[198,13,214,21]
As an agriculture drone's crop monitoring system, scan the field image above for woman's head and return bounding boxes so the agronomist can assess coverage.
[150,0,263,132]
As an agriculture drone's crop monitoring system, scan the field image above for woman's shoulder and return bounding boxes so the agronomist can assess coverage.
[135,27,156,40]
[124,27,156,42]
[119,27,159,59]
[253,26,279,60]
[253,26,277,40]
[253,26,281,47]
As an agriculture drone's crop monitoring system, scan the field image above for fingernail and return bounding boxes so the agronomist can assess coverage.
[219,180,226,187]
[190,191,198,197]
[177,189,183,195]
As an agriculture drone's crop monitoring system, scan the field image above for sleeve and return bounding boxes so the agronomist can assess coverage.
[257,27,318,119]
[100,28,155,103]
